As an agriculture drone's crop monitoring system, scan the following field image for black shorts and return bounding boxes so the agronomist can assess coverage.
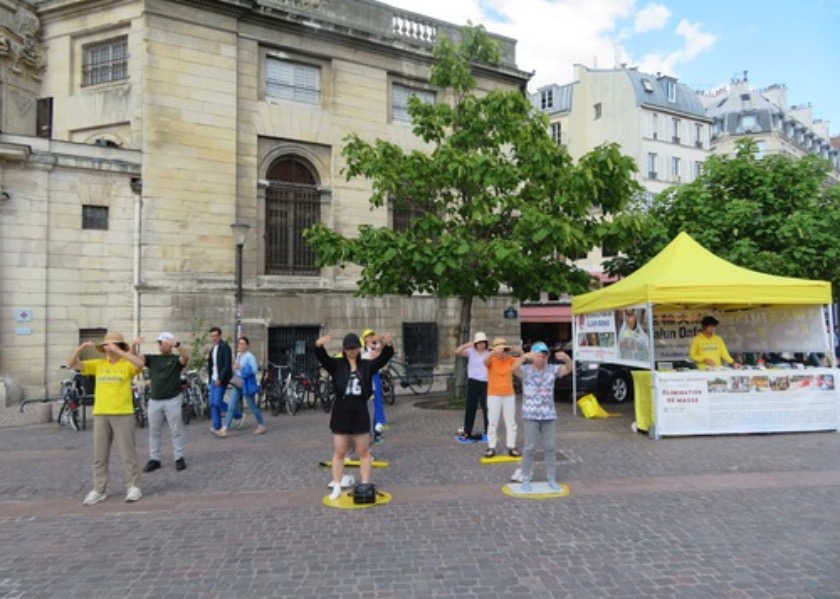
[329,395,370,435]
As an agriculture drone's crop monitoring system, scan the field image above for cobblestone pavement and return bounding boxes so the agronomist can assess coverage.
[2,396,839,599]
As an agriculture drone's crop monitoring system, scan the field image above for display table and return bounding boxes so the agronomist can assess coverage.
[633,368,838,438]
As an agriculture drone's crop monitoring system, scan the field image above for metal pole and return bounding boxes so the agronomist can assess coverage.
[235,242,243,341]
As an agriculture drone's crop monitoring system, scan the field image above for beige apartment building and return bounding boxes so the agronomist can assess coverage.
[524,65,711,342]
[700,75,840,184]
[0,0,528,403]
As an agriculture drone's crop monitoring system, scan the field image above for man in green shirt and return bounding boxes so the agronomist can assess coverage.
[134,332,191,472]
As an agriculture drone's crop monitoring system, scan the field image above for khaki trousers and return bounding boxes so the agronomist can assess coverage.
[92,414,141,493]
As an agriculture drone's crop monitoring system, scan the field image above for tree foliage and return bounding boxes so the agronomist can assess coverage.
[605,139,840,295]
[305,25,643,317]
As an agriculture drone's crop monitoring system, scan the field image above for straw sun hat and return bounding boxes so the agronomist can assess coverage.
[95,331,129,352]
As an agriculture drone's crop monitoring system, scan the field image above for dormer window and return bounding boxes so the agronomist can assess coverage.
[666,80,676,102]
[641,79,654,93]
[540,89,554,110]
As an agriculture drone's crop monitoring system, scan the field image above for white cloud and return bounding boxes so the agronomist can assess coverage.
[636,18,717,77]
[633,3,670,33]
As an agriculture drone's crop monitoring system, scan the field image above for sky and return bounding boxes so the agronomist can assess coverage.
[385,0,840,137]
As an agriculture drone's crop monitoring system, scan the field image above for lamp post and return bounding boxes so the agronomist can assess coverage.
[230,222,250,340]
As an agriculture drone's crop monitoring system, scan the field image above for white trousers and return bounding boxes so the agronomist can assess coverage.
[486,394,517,450]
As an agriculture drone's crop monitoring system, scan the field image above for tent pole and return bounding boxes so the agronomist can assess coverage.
[572,314,578,417]
[645,302,660,440]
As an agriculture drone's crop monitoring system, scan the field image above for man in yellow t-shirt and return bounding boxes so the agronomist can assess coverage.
[689,316,740,369]
[69,331,145,506]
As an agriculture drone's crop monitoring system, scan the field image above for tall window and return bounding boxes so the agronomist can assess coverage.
[695,123,704,148]
[647,152,658,179]
[671,156,681,181]
[265,156,320,275]
[666,80,676,102]
[392,83,434,122]
[82,205,109,230]
[540,89,554,110]
[672,118,681,143]
[266,58,320,104]
[82,36,128,87]
[694,161,703,179]
[593,103,602,119]
[651,113,659,139]
[549,122,562,145]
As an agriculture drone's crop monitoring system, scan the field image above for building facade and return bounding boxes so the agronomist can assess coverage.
[700,75,840,184]
[525,65,711,340]
[0,0,528,402]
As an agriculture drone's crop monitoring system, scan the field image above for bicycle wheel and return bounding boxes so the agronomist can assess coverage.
[317,378,334,413]
[191,383,205,420]
[305,379,317,410]
[266,381,283,416]
[181,392,193,425]
[285,380,303,415]
[407,367,434,395]
[380,371,396,405]
[134,399,147,428]
[57,395,79,431]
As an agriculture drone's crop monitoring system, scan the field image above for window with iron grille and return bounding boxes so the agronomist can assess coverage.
[265,156,320,275]
[392,83,435,122]
[267,325,320,373]
[266,57,320,104]
[402,322,437,367]
[390,196,434,233]
[82,205,109,230]
[82,36,128,87]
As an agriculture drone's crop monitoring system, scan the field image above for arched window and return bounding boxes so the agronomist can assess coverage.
[265,156,320,275]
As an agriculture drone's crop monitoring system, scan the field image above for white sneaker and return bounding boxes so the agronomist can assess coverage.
[82,490,106,506]
[328,485,342,500]
[510,468,523,483]
[125,486,142,502]
[340,474,355,488]
[375,422,385,433]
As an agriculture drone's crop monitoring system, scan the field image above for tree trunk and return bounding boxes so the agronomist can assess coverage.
[452,295,473,400]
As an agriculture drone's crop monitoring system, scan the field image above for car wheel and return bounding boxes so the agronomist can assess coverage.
[605,371,633,403]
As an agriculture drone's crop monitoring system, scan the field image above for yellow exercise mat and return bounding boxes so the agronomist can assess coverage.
[480,455,522,465]
[503,482,570,500]
[319,459,389,468]
[323,490,393,509]
[576,393,620,419]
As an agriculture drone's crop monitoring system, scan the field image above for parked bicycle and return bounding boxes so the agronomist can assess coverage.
[57,365,85,431]
[379,359,434,400]
[180,369,207,424]
[316,368,335,413]
[132,375,148,428]
[259,362,283,416]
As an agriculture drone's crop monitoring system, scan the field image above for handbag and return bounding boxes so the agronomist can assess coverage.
[229,376,243,390]
[242,374,259,396]
[353,482,377,505]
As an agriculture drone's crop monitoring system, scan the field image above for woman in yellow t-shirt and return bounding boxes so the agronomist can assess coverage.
[482,337,522,458]
[69,331,145,506]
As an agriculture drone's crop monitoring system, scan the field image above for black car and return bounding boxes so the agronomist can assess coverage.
[554,360,636,404]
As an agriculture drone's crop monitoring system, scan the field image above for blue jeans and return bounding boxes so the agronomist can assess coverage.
[223,387,264,429]
[372,372,386,427]
[209,383,242,430]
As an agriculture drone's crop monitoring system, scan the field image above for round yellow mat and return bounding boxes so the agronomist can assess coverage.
[323,490,393,509]
[502,482,570,500]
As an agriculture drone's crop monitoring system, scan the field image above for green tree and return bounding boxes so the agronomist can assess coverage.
[605,139,840,295]
[305,26,642,392]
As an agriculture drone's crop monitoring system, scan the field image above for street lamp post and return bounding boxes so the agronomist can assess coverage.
[230,222,250,341]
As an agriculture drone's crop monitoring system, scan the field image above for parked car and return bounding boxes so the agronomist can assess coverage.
[554,360,636,404]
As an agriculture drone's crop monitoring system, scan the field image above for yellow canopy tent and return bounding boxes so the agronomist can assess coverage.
[572,232,831,315]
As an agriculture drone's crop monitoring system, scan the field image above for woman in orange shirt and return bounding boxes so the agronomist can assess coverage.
[482,337,522,458]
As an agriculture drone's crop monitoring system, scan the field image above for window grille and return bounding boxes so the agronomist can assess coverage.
[82,36,128,87]
[402,322,437,367]
[268,326,320,373]
[265,157,320,275]
[82,205,109,230]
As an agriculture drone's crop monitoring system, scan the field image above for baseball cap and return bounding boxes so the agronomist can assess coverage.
[157,332,177,343]
[701,316,719,328]
[343,333,362,349]
[531,341,549,353]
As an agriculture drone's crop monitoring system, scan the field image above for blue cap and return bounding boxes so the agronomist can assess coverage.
[531,342,549,353]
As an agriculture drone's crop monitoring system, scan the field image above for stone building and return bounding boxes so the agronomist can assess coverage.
[700,75,840,184]
[0,0,528,403]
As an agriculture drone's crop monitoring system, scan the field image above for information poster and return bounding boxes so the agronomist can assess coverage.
[575,312,617,362]
[655,368,839,436]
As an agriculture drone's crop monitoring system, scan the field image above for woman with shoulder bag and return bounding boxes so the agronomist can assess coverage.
[213,336,266,437]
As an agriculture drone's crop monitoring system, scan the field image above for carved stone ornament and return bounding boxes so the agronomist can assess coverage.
[0,7,47,81]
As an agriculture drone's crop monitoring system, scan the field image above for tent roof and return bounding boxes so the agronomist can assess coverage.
[572,232,832,314]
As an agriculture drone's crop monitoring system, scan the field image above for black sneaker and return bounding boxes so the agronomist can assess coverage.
[175,458,187,471]
[142,460,161,473]
[508,448,521,458]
